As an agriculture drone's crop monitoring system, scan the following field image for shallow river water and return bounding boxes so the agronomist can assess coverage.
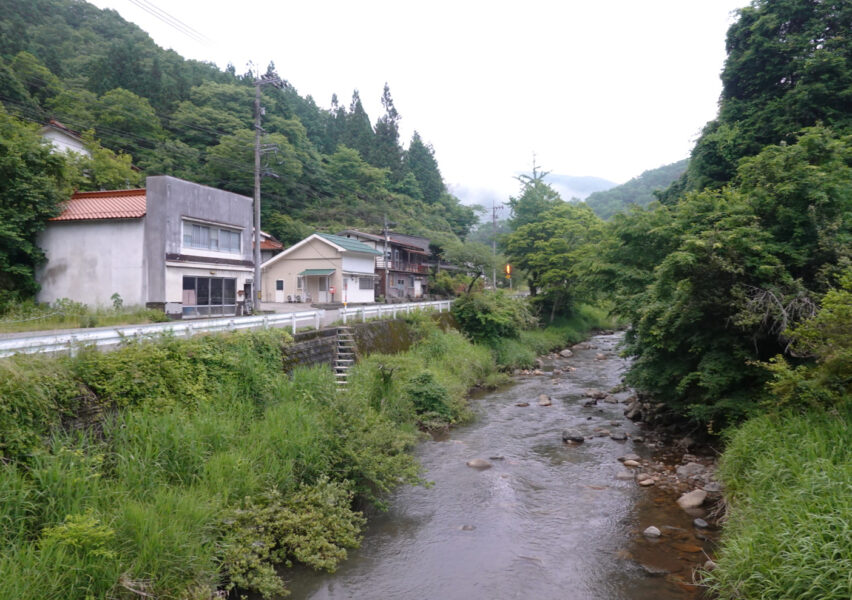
[286,333,714,600]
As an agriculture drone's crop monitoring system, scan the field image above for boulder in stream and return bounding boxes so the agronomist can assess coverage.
[559,349,573,358]
[537,394,552,406]
[466,458,492,470]
[643,526,661,538]
[562,429,585,443]
[676,489,707,510]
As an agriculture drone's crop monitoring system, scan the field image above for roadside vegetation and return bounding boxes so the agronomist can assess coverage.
[0,298,169,334]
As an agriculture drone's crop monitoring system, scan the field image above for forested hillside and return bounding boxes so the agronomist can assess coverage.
[0,0,479,305]
[583,159,687,220]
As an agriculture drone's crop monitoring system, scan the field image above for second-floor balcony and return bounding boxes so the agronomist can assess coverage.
[376,258,430,274]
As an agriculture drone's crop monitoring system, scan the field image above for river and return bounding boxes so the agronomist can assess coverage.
[286,332,716,599]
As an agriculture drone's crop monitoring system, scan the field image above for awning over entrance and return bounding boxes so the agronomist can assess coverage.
[343,271,378,277]
[298,269,335,276]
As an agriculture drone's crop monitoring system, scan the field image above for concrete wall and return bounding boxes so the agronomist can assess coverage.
[36,219,146,306]
[144,176,253,306]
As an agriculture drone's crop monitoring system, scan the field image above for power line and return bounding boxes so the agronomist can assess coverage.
[126,0,212,47]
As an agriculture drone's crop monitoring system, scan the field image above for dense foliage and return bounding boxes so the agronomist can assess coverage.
[583,159,687,220]
[667,0,852,197]
[578,0,852,428]
[0,0,479,308]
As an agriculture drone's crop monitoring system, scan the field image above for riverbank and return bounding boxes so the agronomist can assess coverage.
[706,405,851,600]
[0,306,617,599]
[0,319,482,598]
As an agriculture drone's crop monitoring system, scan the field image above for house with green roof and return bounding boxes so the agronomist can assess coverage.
[260,232,381,304]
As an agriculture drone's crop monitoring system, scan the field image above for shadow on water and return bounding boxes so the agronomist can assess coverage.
[282,333,716,600]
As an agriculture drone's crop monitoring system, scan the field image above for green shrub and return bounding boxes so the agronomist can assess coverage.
[223,478,365,598]
[451,291,536,343]
[405,371,453,422]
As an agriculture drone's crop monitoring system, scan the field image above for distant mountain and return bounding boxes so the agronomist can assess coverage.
[584,159,688,220]
[546,174,617,201]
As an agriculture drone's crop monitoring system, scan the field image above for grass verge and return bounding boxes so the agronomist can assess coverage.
[706,404,852,600]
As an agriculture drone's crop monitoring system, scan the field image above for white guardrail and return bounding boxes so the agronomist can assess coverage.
[0,300,454,358]
[339,300,452,324]
[0,310,325,358]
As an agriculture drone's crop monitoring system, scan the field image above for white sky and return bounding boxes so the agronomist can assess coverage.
[89,0,749,202]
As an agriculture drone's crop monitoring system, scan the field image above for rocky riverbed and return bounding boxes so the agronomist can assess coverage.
[284,332,722,599]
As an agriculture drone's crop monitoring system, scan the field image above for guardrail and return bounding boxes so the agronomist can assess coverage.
[339,300,452,324]
[0,310,325,358]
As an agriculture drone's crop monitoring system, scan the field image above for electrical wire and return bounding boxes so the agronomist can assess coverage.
[126,0,212,47]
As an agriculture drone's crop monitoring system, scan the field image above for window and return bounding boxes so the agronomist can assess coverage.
[359,277,373,290]
[296,276,304,290]
[183,221,241,253]
[276,280,284,291]
[318,277,328,292]
[182,276,237,317]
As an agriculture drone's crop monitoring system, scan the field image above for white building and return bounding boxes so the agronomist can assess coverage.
[36,176,255,317]
[37,120,90,157]
[261,233,380,305]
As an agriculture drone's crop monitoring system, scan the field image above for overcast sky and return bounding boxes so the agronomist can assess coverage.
[90,0,749,203]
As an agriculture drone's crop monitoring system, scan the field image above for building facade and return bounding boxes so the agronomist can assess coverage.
[261,233,380,304]
[338,230,430,300]
[37,176,255,318]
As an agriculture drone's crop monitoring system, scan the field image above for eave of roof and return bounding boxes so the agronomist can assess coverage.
[50,188,146,221]
[316,232,382,255]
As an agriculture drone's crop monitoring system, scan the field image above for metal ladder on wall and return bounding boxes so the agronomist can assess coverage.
[334,326,357,389]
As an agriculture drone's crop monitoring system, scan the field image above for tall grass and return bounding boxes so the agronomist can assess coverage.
[707,404,852,600]
[0,299,169,333]
[0,319,500,598]
[491,303,617,369]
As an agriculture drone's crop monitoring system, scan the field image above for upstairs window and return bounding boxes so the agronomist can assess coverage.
[183,221,241,253]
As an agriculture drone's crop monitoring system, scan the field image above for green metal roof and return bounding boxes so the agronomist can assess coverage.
[316,232,382,255]
[299,268,335,276]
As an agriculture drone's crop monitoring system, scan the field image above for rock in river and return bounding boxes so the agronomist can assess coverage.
[610,431,627,441]
[676,462,705,478]
[559,348,573,358]
[538,394,552,406]
[676,489,707,510]
[466,458,492,470]
[643,526,661,538]
[622,459,640,468]
[562,429,585,443]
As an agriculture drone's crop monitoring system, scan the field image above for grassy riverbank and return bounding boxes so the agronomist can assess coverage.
[491,303,616,369]
[0,304,613,599]
[705,405,852,600]
[0,316,499,599]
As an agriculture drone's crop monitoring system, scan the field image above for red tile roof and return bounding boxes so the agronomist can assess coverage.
[51,188,147,221]
[260,237,283,250]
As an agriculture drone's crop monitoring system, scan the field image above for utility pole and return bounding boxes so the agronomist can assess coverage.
[491,199,502,290]
[252,72,285,310]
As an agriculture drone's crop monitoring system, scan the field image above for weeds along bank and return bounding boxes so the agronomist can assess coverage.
[705,406,851,600]
[0,317,495,599]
